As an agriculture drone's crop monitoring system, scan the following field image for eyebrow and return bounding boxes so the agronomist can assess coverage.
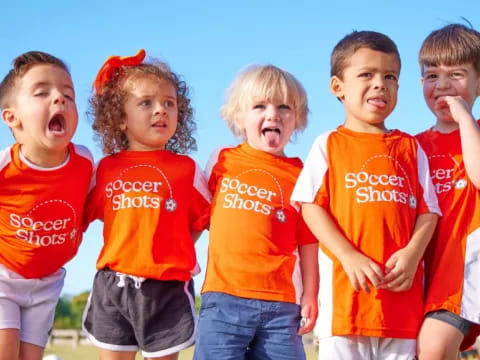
[357,67,399,74]
[31,81,75,92]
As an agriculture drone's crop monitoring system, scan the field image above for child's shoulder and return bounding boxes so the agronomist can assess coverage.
[71,143,94,163]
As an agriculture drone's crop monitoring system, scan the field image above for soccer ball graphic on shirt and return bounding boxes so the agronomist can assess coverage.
[164,198,177,212]
[455,179,467,189]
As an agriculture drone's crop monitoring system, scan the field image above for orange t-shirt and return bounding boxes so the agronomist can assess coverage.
[416,123,480,324]
[0,143,93,278]
[84,150,211,281]
[292,126,440,339]
[202,143,317,304]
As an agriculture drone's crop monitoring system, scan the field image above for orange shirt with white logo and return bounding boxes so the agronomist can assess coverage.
[0,143,93,278]
[202,143,317,304]
[416,123,480,324]
[292,126,440,339]
[84,150,211,281]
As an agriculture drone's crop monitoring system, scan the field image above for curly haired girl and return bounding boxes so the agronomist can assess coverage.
[82,49,211,360]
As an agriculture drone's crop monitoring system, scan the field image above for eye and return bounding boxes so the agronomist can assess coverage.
[34,91,48,97]
[64,92,75,101]
[278,104,291,110]
[359,72,372,78]
[385,74,398,81]
[164,99,176,108]
[450,72,464,79]
[253,104,265,110]
[139,99,151,107]
[424,73,437,81]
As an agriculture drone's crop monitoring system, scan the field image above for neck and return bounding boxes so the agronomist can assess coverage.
[20,144,69,168]
[433,121,459,134]
[344,119,388,134]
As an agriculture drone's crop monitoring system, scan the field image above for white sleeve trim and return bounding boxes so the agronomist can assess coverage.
[416,141,442,216]
[194,161,212,203]
[291,130,333,203]
[0,146,12,172]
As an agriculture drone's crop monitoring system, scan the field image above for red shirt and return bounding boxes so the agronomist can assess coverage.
[416,122,480,324]
[292,127,440,339]
[0,143,93,278]
[84,150,211,281]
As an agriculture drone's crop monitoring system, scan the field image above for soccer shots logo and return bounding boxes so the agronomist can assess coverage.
[429,154,467,194]
[219,169,288,222]
[344,155,417,208]
[105,164,177,212]
[9,199,78,247]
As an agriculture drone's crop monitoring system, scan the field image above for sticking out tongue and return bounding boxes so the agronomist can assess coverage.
[263,128,281,147]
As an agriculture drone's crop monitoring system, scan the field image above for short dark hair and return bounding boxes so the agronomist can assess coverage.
[331,30,401,78]
[0,51,70,109]
[419,23,480,75]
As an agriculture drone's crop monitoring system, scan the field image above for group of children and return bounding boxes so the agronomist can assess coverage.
[0,22,478,360]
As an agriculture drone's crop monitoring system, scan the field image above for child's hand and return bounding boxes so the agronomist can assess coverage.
[435,95,474,123]
[298,294,318,335]
[340,250,384,293]
[381,247,420,292]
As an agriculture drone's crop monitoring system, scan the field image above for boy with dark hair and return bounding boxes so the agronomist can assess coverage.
[0,51,93,360]
[292,31,440,359]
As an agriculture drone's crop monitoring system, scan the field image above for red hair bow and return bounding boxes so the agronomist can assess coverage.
[93,49,146,94]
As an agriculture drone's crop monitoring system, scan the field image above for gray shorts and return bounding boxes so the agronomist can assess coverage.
[426,310,473,335]
[82,269,196,357]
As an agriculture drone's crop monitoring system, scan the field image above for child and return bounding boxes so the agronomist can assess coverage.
[81,50,211,360]
[415,23,480,360]
[0,52,93,359]
[194,65,319,360]
[291,31,441,359]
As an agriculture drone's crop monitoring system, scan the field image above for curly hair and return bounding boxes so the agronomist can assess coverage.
[90,60,196,155]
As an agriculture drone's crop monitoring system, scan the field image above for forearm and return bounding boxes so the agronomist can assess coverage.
[302,203,358,263]
[458,115,480,188]
[404,212,438,262]
[298,243,319,298]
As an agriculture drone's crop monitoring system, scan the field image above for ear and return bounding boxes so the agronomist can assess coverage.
[2,108,21,129]
[119,118,127,132]
[420,77,425,87]
[330,76,345,101]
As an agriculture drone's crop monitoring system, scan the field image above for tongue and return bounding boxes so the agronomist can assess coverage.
[264,130,280,147]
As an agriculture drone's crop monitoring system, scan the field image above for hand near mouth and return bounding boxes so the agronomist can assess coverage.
[435,95,473,123]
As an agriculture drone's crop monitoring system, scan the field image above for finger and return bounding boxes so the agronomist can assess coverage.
[348,274,361,292]
[387,278,412,292]
[365,264,384,288]
[383,269,402,283]
[386,274,408,289]
[357,273,371,293]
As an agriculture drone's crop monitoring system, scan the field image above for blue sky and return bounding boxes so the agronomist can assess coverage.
[1,0,479,295]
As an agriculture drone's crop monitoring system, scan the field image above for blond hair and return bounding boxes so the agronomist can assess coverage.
[221,65,309,140]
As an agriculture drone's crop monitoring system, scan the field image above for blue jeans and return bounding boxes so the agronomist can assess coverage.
[194,292,306,360]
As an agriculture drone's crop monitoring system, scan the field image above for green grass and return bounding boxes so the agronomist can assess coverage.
[44,344,317,359]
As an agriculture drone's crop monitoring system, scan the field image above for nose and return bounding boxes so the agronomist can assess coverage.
[435,75,451,90]
[154,103,167,116]
[373,74,386,90]
[53,90,66,105]
[265,104,280,120]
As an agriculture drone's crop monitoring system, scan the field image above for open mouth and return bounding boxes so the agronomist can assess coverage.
[48,114,66,134]
[262,128,281,136]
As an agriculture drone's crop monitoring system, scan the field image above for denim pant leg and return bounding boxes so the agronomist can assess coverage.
[194,292,258,360]
[248,300,305,360]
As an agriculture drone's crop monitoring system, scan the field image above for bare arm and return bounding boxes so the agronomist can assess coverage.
[297,243,319,335]
[383,212,438,291]
[442,96,480,188]
[302,203,384,292]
